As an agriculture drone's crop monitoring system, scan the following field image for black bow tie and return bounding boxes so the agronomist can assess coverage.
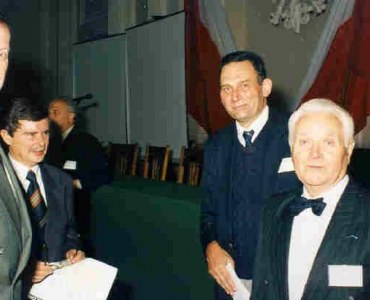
[288,196,326,217]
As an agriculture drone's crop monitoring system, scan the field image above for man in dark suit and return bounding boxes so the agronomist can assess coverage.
[0,19,33,300]
[48,97,109,255]
[0,98,84,288]
[200,51,300,299]
[252,98,370,300]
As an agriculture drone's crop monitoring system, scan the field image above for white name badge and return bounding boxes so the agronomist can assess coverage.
[278,157,294,173]
[328,265,363,287]
[63,160,77,170]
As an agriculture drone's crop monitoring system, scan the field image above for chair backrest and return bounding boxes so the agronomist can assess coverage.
[176,145,203,186]
[108,143,139,176]
[143,145,171,181]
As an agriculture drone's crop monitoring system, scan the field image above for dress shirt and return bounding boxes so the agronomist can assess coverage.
[9,155,48,205]
[62,125,74,141]
[236,106,269,146]
[288,175,349,300]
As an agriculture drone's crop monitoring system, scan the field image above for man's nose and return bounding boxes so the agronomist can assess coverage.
[310,143,322,158]
[231,87,241,102]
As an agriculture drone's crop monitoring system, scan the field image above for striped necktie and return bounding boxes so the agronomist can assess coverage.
[26,170,47,228]
[243,130,254,148]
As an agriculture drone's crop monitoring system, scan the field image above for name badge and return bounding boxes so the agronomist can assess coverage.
[63,160,77,170]
[328,265,363,287]
[278,157,294,173]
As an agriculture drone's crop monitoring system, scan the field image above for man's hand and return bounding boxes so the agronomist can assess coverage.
[32,261,54,283]
[65,249,85,264]
[206,241,236,295]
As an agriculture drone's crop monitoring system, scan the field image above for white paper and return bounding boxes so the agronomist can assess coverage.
[28,258,118,300]
[63,160,77,170]
[226,263,250,300]
[328,265,363,287]
[277,157,294,173]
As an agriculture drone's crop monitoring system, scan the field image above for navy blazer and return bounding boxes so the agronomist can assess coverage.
[200,108,300,276]
[47,127,109,191]
[252,179,370,300]
[39,163,80,262]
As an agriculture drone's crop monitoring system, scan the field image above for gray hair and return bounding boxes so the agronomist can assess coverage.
[288,98,354,148]
[50,96,77,114]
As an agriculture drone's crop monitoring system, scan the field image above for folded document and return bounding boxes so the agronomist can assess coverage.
[29,258,118,300]
[226,263,251,300]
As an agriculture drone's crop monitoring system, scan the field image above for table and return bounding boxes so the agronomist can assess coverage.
[91,177,213,300]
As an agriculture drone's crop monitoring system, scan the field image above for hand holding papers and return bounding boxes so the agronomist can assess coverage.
[226,263,251,300]
[29,258,118,300]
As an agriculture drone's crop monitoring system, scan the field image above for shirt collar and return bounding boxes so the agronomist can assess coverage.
[9,154,41,182]
[302,175,349,203]
[62,125,74,141]
[236,105,269,145]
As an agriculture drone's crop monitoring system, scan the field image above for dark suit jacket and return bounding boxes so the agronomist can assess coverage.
[200,108,300,278]
[59,127,109,191]
[252,179,370,300]
[0,145,32,300]
[36,163,80,262]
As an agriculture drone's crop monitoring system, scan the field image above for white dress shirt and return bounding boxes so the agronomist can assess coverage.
[9,155,48,205]
[288,175,349,300]
[236,105,269,146]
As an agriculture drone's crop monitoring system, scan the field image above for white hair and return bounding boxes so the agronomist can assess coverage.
[288,98,355,148]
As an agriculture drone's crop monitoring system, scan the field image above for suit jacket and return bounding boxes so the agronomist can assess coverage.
[26,163,80,262]
[0,145,32,300]
[200,107,301,278]
[57,127,109,191]
[252,179,370,300]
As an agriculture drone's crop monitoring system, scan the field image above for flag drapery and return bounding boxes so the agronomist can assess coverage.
[185,0,235,134]
[301,0,370,147]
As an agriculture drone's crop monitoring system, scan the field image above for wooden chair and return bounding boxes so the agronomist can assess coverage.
[177,145,203,186]
[107,143,139,176]
[143,145,171,181]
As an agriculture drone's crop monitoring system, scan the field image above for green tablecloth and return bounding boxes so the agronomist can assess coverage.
[91,177,213,300]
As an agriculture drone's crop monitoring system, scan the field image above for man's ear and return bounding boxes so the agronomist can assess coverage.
[68,112,76,125]
[347,139,355,163]
[0,129,12,146]
[261,78,273,98]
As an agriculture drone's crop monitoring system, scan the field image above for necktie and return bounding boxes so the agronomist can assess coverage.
[243,130,254,148]
[26,170,47,228]
[289,196,326,217]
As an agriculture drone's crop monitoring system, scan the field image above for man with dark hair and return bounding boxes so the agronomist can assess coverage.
[200,50,300,299]
[0,18,33,300]
[48,96,109,255]
[0,98,84,289]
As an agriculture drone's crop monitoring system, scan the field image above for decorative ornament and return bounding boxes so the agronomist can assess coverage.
[270,0,327,33]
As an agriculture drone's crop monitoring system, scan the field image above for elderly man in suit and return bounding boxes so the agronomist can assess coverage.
[48,97,109,255]
[0,19,32,300]
[251,98,370,300]
[200,50,300,299]
[0,98,85,289]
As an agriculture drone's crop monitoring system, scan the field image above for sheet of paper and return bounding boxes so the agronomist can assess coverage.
[28,258,118,300]
[226,263,251,300]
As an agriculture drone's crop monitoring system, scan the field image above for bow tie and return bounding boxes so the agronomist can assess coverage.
[288,196,326,217]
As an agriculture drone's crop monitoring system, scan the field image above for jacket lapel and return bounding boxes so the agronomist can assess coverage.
[302,180,361,298]
[274,192,301,299]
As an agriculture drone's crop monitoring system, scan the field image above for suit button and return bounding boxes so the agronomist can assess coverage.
[228,243,234,249]
[348,297,354,300]
[0,247,4,255]
[264,280,269,285]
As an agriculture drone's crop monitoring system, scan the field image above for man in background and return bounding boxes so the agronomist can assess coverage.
[1,98,84,288]
[200,50,300,299]
[252,98,370,300]
[48,96,109,255]
[0,18,32,300]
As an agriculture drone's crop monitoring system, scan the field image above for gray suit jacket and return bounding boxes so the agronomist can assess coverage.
[0,145,32,300]
[252,179,370,300]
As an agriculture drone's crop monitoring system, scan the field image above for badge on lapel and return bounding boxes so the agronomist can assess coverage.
[328,265,363,287]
